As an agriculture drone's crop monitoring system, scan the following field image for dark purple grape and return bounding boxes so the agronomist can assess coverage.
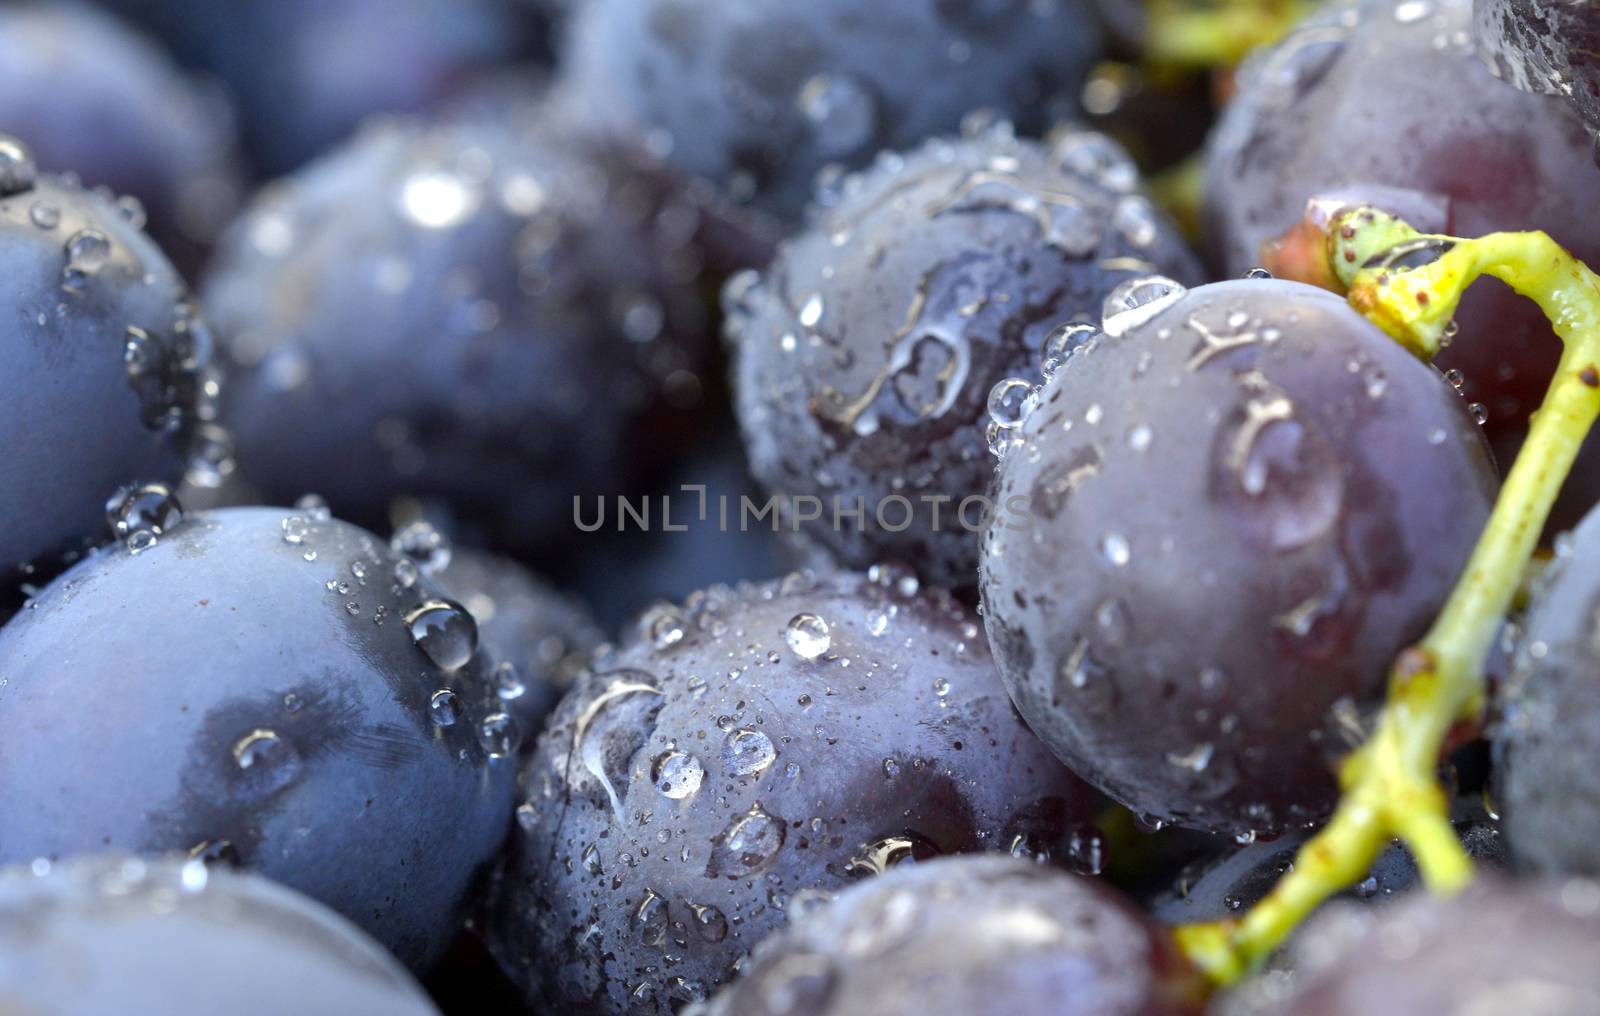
[1206,0,1600,454]
[565,0,1105,219]
[1496,504,1600,876]
[0,855,441,1016]
[1241,878,1600,1014]
[486,569,1100,1014]
[1475,0,1600,148]
[203,103,714,553]
[699,855,1206,1016]
[730,127,1201,589]
[979,278,1497,835]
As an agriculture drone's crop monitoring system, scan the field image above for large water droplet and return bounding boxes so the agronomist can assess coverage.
[0,133,36,196]
[105,482,183,553]
[62,229,111,292]
[688,902,729,943]
[428,689,462,726]
[405,599,479,670]
[636,888,669,946]
[652,749,705,800]
[706,803,786,878]
[477,712,520,757]
[722,728,777,778]
[1101,276,1187,337]
[785,613,831,659]
[986,377,1036,429]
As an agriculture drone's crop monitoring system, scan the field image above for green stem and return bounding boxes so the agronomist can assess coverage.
[1143,0,1316,68]
[1176,210,1600,984]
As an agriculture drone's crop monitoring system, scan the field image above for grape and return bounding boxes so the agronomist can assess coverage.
[1475,0,1600,148]
[485,569,1099,1014]
[698,856,1206,1016]
[1206,0,1600,452]
[565,0,1104,219]
[979,277,1497,835]
[1497,503,1600,876]
[1235,878,1600,1013]
[729,127,1200,589]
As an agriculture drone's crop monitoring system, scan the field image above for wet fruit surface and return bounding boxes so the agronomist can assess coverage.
[566,0,1104,219]
[1496,504,1600,878]
[1206,0,1600,454]
[700,855,1206,1016]
[486,569,1099,1013]
[0,505,516,970]
[1246,878,1600,1014]
[204,103,713,550]
[980,278,1497,835]
[0,158,221,583]
[730,126,1200,588]
[0,855,442,1016]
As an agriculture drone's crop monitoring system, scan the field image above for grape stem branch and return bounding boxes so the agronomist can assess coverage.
[1143,0,1316,67]
[1175,207,1600,983]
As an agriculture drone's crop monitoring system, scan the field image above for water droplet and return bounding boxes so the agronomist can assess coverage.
[1166,742,1215,772]
[428,689,462,726]
[866,605,894,636]
[1040,322,1098,379]
[844,833,938,877]
[1100,532,1131,567]
[636,888,669,946]
[706,803,786,878]
[405,599,479,670]
[798,292,825,328]
[393,558,419,589]
[280,515,311,545]
[867,562,919,598]
[294,493,331,521]
[185,425,237,489]
[1365,369,1389,399]
[28,200,58,230]
[1065,825,1107,875]
[688,902,729,943]
[62,229,111,292]
[722,728,777,777]
[1053,131,1136,191]
[230,729,301,798]
[390,520,451,575]
[987,377,1036,429]
[1243,267,1273,280]
[104,483,182,552]
[477,712,520,757]
[1469,401,1488,425]
[796,74,878,156]
[1393,0,1430,22]
[0,133,35,196]
[640,604,686,648]
[1101,276,1187,337]
[785,613,831,659]
[1126,424,1152,452]
[1112,195,1158,247]
[652,749,705,800]
[399,170,479,229]
[494,661,526,701]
